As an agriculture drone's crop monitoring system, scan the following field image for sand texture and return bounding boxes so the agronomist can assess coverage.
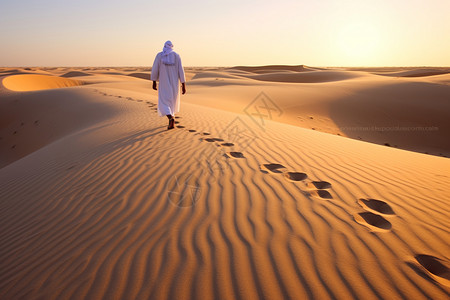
[0,66,449,300]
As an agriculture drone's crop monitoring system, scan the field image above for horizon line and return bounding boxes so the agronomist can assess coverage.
[1,65,450,69]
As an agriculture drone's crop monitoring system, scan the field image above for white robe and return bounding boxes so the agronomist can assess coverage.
[151,51,186,117]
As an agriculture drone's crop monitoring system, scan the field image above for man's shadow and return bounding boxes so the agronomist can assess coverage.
[108,126,170,151]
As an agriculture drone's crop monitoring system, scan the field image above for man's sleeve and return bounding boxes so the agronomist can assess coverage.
[177,55,186,84]
[150,53,160,81]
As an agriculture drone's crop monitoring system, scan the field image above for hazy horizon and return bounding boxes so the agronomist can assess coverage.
[2,65,450,69]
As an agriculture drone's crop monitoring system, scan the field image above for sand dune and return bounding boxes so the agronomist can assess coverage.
[2,74,83,91]
[183,68,450,157]
[0,70,34,77]
[193,69,366,83]
[191,71,252,82]
[0,67,449,300]
[94,71,127,75]
[374,68,450,78]
[245,70,367,83]
[0,68,22,74]
[426,73,450,85]
[60,71,92,78]
[0,86,120,168]
[127,72,151,80]
[230,64,313,73]
[0,68,55,76]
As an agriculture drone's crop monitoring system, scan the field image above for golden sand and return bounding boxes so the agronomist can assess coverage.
[0,66,449,299]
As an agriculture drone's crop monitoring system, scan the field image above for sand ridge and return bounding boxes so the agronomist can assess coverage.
[2,74,83,91]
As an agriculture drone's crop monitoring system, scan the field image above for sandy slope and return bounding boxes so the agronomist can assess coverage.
[0,68,449,300]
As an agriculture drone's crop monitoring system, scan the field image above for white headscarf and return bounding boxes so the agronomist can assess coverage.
[162,40,175,65]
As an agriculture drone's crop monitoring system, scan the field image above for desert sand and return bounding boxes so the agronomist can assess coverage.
[0,66,449,299]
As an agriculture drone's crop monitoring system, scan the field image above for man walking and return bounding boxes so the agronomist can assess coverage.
[151,40,186,130]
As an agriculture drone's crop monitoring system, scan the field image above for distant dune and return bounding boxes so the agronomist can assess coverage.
[373,68,450,77]
[60,71,92,78]
[192,69,366,83]
[127,72,151,80]
[230,64,323,73]
[183,66,450,157]
[245,70,366,83]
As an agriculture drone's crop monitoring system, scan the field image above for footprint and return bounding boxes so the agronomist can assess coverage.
[188,130,196,132]
[306,181,333,199]
[175,121,180,124]
[177,125,185,128]
[204,138,224,142]
[175,116,181,119]
[284,172,308,182]
[413,255,450,286]
[311,190,333,199]
[221,143,234,147]
[358,198,395,215]
[308,181,332,189]
[260,163,286,174]
[227,152,245,158]
[202,132,211,135]
[354,212,392,231]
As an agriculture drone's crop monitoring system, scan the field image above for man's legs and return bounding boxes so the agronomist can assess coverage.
[166,114,175,129]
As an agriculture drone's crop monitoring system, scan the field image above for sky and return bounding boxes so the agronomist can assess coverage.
[0,0,449,67]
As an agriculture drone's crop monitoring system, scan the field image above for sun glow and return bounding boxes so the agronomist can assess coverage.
[335,21,381,64]
[0,0,449,66]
